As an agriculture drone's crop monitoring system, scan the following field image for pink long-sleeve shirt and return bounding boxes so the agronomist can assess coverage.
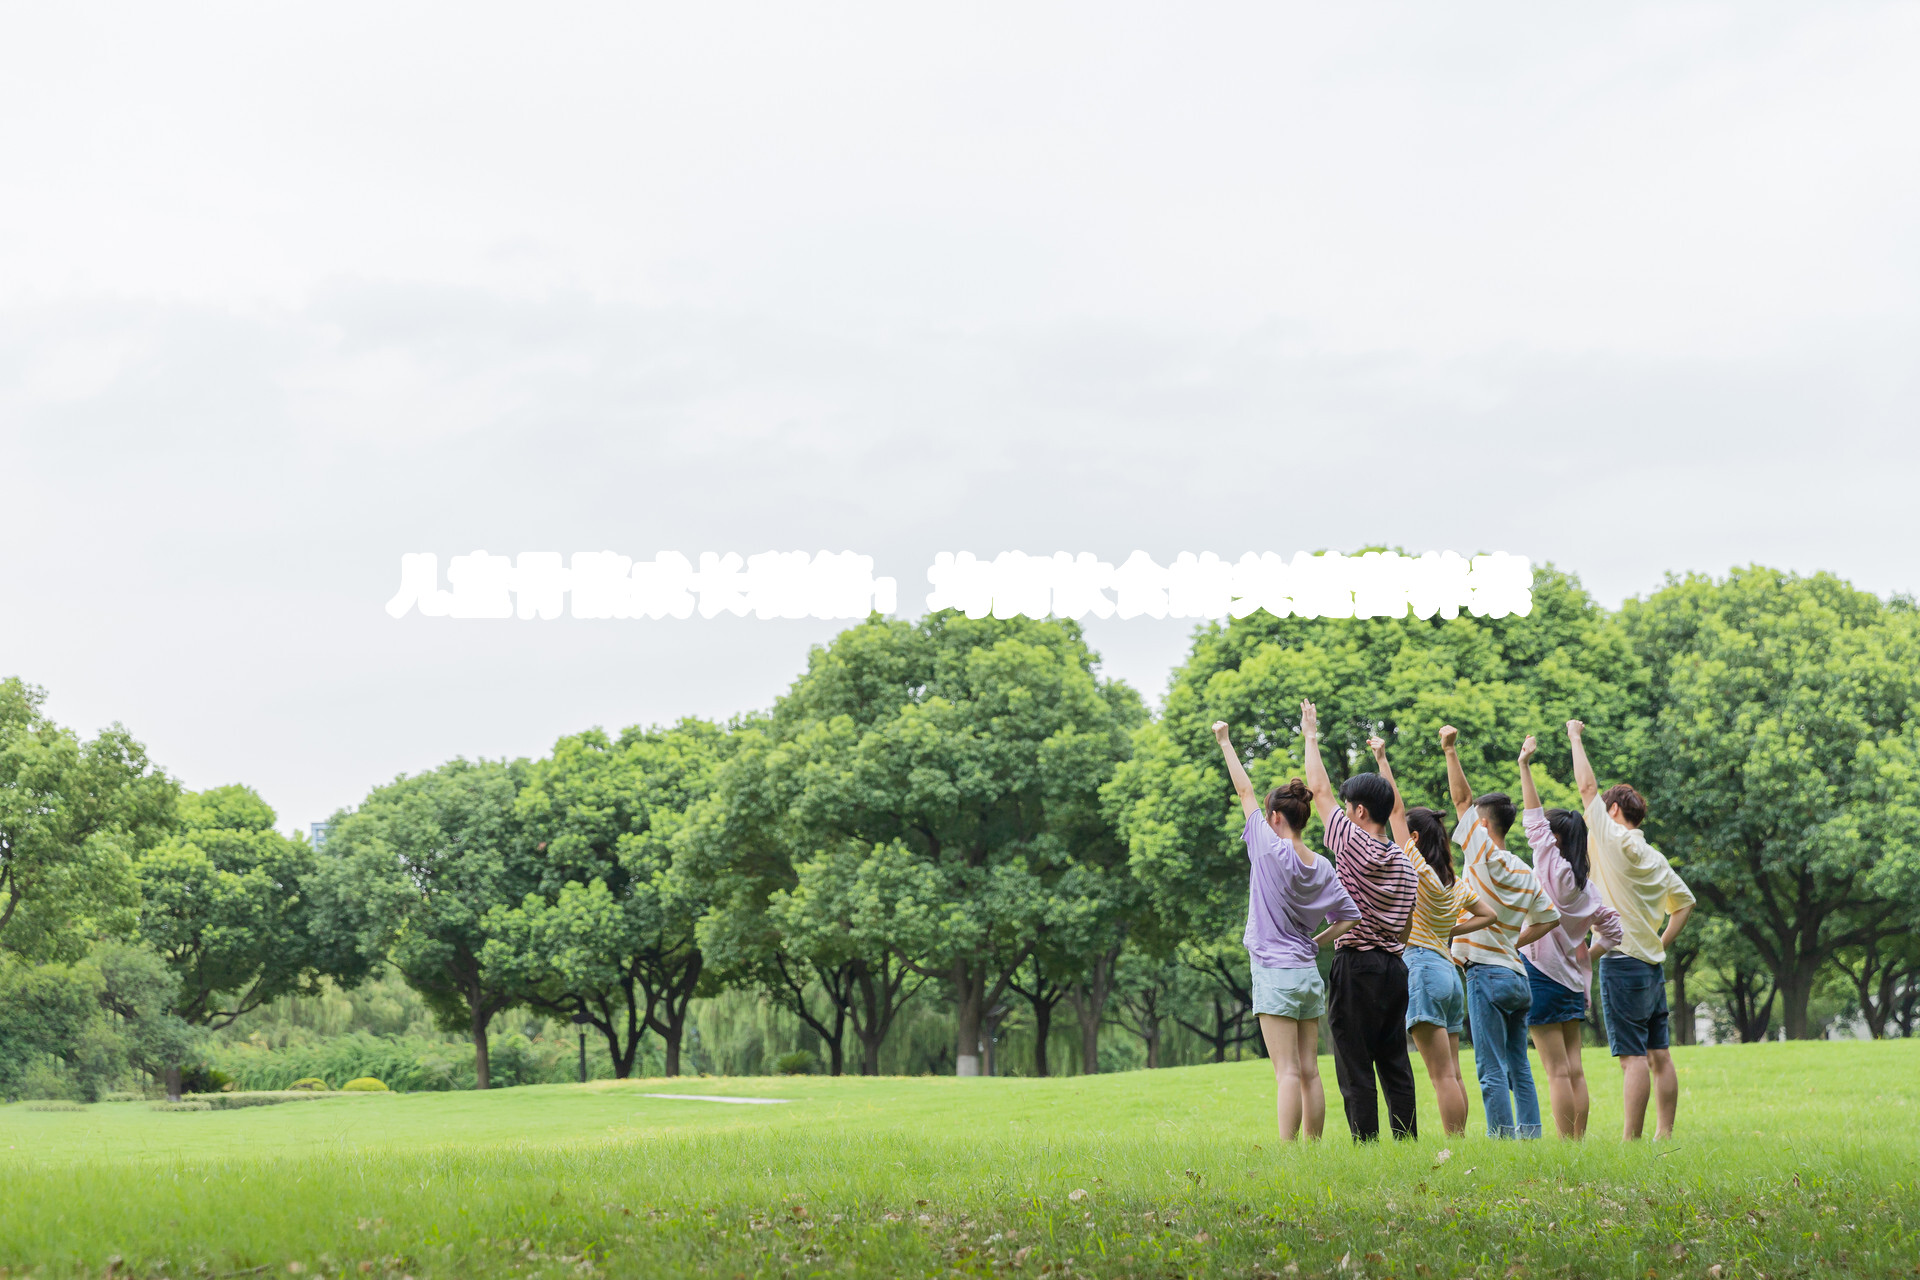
[1520,807,1624,995]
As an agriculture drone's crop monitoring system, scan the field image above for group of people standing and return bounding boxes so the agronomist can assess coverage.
[1213,705,1695,1144]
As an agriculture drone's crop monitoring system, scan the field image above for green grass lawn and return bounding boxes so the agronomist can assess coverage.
[3,1042,1916,1279]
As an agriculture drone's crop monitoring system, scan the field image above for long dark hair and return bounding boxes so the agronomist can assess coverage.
[1405,806,1452,886]
[1546,807,1591,891]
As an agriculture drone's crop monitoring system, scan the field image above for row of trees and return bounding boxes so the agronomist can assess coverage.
[5,563,1919,1097]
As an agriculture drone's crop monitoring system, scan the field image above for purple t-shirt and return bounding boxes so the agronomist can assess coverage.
[1243,811,1361,969]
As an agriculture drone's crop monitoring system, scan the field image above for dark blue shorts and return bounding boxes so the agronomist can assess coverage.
[1522,955,1586,1026]
[1598,954,1670,1057]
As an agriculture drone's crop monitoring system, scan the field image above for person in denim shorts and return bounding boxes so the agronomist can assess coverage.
[1213,721,1360,1141]
[1517,735,1623,1139]
[1568,721,1696,1140]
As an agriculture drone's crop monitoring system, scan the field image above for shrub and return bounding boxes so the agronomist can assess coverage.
[188,1091,344,1109]
[206,1033,481,1093]
[341,1077,388,1092]
[178,1065,232,1094]
[102,1091,147,1103]
[23,1099,86,1111]
[148,1100,211,1112]
[773,1050,816,1076]
[286,1077,329,1091]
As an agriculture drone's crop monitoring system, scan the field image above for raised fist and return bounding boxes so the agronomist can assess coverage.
[1518,734,1537,763]
[1438,725,1458,750]
[1566,720,1585,738]
[1211,720,1231,742]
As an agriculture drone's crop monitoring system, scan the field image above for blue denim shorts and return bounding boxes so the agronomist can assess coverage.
[1404,945,1465,1035]
[1251,961,1326,1021]
[1523,956,1587,1026]
[1599,954,1669,1057]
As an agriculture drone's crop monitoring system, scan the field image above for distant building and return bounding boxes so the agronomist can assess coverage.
[310,822,332,851]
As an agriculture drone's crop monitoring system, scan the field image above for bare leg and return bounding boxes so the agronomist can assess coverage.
[1448,1033,1468,1132]
[1411,1023,1467,1136]
[1529,1022,1580,1139]
[1619,1054,1650,1139]
[1649,1047,1677,1139]
[1297,1015,1325,1139]
[1260,1014,1305,1141]
[1562,1023,1590,1137]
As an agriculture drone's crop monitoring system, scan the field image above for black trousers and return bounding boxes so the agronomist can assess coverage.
[1327,948,1418,1141]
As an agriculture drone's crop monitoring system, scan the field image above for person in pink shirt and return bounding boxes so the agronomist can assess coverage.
[1516,734,1623,1140]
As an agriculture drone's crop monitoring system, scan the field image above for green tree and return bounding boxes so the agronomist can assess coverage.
[90,941,198,1088]
[315,758,535,1089]
[485,720,726,1078]
[1618,569,1920,1039]
[134,785,359,1095]
[683,718,908,1077]
[0,955,102,1100]
[0,678,178,960]
[727,612,1141,1076]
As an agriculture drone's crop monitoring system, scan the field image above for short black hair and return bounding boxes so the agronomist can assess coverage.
[1474,791,1517,839]
[1339,772,1395,825]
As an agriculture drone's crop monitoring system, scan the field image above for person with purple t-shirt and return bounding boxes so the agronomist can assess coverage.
[1213,720,1360,1141]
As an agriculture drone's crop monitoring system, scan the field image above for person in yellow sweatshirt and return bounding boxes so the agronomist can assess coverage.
[1566,720,1696,1141]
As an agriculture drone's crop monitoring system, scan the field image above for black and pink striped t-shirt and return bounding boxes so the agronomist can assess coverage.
[1323,809,1418,954]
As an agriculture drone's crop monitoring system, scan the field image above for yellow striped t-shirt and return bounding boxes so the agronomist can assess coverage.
[1404,842,1475,959]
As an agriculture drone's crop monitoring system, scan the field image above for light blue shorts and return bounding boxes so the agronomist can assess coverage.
[1250,961,1326,1021]
[1405,945,1466,1035]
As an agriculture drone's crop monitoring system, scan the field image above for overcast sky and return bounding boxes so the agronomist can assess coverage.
[4,2,1917,831]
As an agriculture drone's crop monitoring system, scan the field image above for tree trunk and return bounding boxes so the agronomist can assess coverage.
[981,1002,1010,1077]
[1065,943,1120,1075]
[165,1063,183,1103]
[1032,996,1052,1077]
[658,1001,689,1075]
[1671,953,1696,1046]
[1780,966,1818,1040]
[471,1004,492,1090]
[953,964,984,1077]
[826,1003,847,1076]
[1729,966,1775,1043]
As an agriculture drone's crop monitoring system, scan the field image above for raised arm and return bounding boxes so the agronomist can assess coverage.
[1368,735,1411,847]
[1300,700,1339,824]
[1439,724,1473,820]
[1518,734,1542,811]
[1567,720,1599,807]
[1212,721,1259,820]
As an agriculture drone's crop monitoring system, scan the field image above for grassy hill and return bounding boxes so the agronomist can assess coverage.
[3,1041,1916,1277]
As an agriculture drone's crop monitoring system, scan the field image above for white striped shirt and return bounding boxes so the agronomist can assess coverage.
[1448,807,1558,973]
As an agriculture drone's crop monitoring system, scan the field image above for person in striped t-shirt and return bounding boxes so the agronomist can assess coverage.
[1300,700,1420,1142]
[1368,735,1495,1138]
[1440,726,1561,1140]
